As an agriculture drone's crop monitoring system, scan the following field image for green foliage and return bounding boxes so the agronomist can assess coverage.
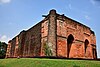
[0,58,100,67]
[44,43,53,56]
[0,50,6,59]
[0,41,7,58]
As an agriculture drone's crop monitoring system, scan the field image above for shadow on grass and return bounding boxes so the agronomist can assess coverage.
[73,65,80,67]
[6,56,100,61]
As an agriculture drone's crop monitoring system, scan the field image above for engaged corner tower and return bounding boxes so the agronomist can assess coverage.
[47,9,57,56]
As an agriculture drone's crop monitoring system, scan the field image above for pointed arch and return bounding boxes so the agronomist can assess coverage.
[84,39,89,54]
[67,34,74,58]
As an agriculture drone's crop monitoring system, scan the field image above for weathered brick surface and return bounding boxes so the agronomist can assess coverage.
[14,36,19,57]
[57,37,67,57]
[56,13,97,59]
[47,10,57,56]
[6,9,97,59]
[6,40,11,58]
[23,23,42,57]
[41,20,48,56]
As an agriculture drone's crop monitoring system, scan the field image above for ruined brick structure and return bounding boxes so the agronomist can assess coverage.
[6,9,97,59]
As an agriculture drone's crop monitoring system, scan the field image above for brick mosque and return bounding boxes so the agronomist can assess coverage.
[6,9,97,59]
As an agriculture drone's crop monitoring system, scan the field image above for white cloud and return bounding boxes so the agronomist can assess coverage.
[97,49,100,58]
[68,4,72,10]
[85,15,91,20]
[0,35,10,43]
[8,22,13,25]
[0,0,11,4]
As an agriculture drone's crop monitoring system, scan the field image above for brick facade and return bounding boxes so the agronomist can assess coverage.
[6,9,97,59]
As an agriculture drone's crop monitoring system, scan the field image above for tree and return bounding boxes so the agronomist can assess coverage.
[0,41,7,59]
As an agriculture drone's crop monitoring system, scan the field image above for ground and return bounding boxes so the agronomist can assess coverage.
[0,58,100,67]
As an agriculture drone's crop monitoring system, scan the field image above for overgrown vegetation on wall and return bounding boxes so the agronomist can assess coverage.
[43,42,52,56]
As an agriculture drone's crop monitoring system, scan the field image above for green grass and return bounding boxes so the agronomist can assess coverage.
[0,58,100,67]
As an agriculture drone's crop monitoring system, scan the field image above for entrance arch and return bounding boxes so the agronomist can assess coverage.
[67,34,74,58]
[84,39,89,54]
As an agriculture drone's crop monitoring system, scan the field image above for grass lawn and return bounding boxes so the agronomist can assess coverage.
[0,58,100,67]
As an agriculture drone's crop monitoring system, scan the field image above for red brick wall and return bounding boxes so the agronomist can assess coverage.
[22,23,42,57]
[41,20,48,56]
[10,38,16,57]
[56,15,97,59]
[6,41,11,58]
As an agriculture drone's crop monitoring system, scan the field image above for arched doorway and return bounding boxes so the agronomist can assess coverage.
[84,39,89,55]
[67,34,74,58]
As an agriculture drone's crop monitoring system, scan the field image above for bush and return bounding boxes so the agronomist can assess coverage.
[0,41,7,59]
[44,43,53,56]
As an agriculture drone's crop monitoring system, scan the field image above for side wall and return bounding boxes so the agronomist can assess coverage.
[6,22,42,58]
[20,23,42,57]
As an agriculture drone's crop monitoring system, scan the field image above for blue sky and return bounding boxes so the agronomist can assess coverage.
[0,0,100,58]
